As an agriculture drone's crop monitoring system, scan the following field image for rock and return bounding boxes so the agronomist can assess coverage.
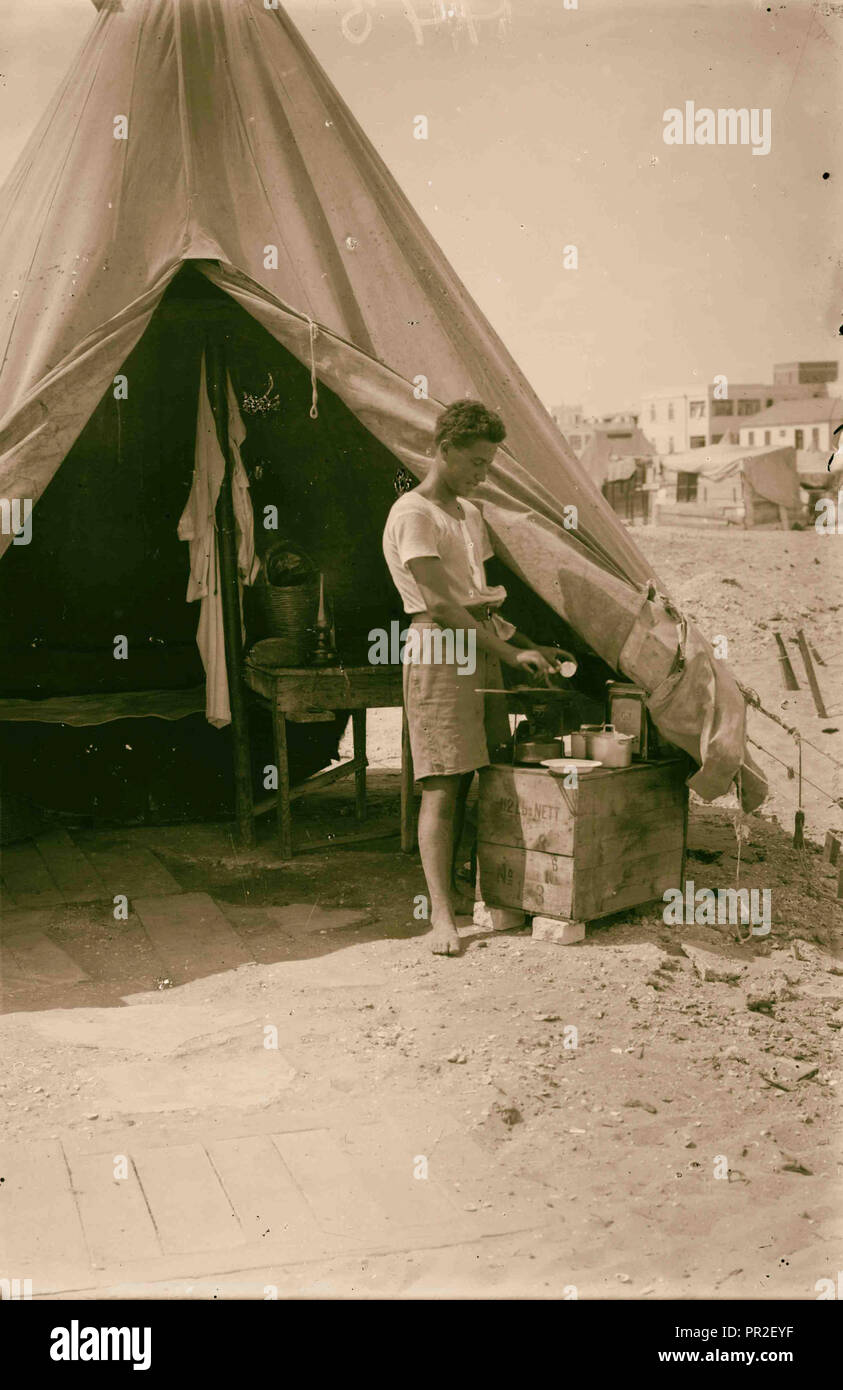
[473,901,525,931]
[624,1098,658,1114]
[746,993,775,1015]
[684,946,746,984]
[445,1050,468,1064]
[492,1101,522,1127]
[531,917,586,945]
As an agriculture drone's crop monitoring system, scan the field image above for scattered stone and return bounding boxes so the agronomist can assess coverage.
[624,1098,658,1114]
[445,1050,468,1064]
[492,1102,523,1127]
[685,946,746,984]
[746,993,775,1015]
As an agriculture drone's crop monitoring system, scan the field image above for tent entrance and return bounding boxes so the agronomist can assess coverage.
[0,263,613,826]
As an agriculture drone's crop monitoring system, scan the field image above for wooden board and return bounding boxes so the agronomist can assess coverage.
[133,892,254,980]
[66,1151,162,1268]
[573,807,685,868]
[478,759,686,855]
[244,664,402,711]
[34,828,108,902]
[573,844,684,920]
[477,842,574,918]
[130,1144,245,1256]
[3,931,91,985]
[72,838,183,900]
[477,765,576,854]
[0,840,65,908]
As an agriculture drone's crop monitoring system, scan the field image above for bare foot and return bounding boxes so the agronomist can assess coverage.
[429,919,461,956]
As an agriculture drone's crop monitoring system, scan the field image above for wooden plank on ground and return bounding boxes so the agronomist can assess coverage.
[0,840,64,908]
[0,1140,91,1287]
[272,1128,395,1240]
[133,892,253,980]
[4,931,90,985]
[0,906,54,936]
[207,1135,328,1250]
[131,1144,245,1256]
[336,1121,466,1232]
[34,828,109,902]
[0,877,18,911]
[75,839,182,900]
[65,1151,162,1269]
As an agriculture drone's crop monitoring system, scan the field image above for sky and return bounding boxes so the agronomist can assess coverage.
[0,0,840,415]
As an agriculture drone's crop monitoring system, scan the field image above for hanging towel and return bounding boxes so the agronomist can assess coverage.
[178,353,259,727]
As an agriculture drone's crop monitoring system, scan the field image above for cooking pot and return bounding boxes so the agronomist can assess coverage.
[513,739,565,765]
[571,724,602,759]
[588,724,635,768]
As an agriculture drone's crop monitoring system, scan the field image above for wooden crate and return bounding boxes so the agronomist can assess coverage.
[477,759,688,922]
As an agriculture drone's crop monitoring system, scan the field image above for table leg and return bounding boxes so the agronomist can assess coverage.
[351,709,367,821]
[400,706,415,853]
[272,699,293,860]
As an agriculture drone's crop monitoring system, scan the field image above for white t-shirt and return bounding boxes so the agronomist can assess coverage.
[382,491,516,638]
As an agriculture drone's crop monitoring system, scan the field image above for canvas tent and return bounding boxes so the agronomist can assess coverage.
[0,0,767,817]
[657,445,802,528]
[579,426,656,523]
[580,427,656,490]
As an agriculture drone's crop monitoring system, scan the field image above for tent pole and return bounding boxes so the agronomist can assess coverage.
[205,334,254,847]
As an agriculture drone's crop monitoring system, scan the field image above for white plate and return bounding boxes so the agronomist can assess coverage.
[540,758,603,775]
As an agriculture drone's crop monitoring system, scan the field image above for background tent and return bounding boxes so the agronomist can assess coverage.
[580,425,657,524]
[0,0,767,815]
[657,445,802,528]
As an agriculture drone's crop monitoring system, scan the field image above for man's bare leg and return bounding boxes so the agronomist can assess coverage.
[450,772,475,900]
[418,773,465,955]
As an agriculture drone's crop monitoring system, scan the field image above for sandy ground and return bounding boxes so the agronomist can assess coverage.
[1,525,841,1299]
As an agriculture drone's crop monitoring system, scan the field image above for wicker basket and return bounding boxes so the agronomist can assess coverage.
[252,571,320,666]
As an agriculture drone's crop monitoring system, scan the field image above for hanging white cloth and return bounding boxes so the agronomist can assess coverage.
[178,353,259,728]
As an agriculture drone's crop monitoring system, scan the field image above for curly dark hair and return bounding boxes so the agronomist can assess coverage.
[434,399,507,452]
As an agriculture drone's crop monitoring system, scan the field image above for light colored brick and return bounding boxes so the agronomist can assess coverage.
[530,916,586,945]
[472,900,525,931]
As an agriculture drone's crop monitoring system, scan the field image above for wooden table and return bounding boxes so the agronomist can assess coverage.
[243,659,414,860]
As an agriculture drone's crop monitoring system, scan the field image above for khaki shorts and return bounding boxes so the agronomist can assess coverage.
[402,616,511,780]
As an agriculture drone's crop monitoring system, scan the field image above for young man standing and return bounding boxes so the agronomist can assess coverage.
[383,400,564,956]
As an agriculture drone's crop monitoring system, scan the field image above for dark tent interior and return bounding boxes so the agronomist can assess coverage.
[0,264,612,829]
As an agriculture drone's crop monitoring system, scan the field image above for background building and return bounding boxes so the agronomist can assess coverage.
[551,405,638,458]
[738,397,842,453]
[640,361,838,456]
